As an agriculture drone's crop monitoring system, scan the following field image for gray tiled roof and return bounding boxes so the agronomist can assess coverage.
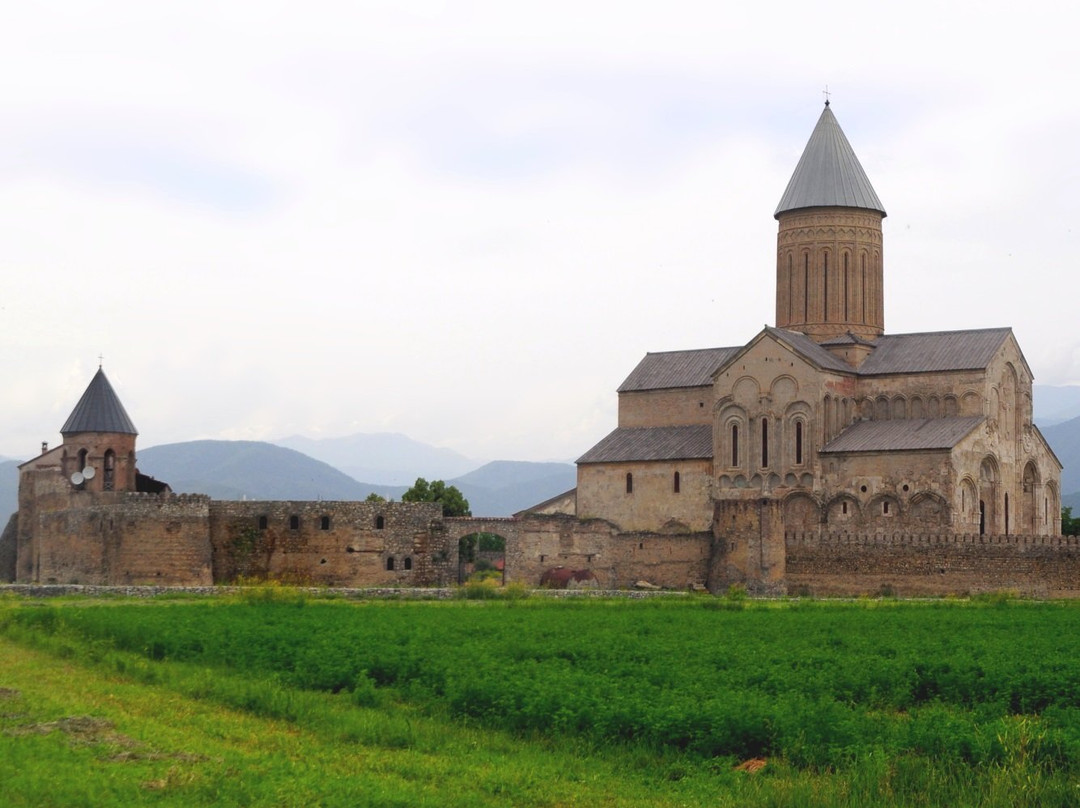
[858,328,1011,375]
[577,425,713,464]
[764,327,858,374]
[60,369,138,435]
[775,104,886,218]
[820,416,983,454]
[618,347,740,392]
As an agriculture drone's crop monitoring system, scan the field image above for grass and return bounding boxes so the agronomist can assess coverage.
[3,594,1080,806]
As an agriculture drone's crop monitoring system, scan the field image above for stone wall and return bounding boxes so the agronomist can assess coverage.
[576,459,713,532]
[618,387,713,428]
[209,500,455,586]
[467,513,712,590]
[26,491,212,586]
[785,531,1080,598]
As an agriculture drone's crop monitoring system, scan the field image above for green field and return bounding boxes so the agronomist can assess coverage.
[3,591,1080,806]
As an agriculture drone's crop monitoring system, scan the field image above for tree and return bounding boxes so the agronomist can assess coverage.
[402,477,471,517]
[1062,506,1080,536]
[365,492,387,503]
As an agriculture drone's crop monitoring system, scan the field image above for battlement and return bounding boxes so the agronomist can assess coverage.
[786,531,1080,549]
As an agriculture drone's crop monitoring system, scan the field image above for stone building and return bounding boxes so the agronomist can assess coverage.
[576,102,1062,590]
[9,367,457,587]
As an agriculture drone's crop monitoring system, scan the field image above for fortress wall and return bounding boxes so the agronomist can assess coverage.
[209,500,454,586]
[785,531,1080,597]
[30,492,212,586]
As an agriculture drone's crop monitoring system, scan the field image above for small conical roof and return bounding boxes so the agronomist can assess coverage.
[60,368,138,435]
[774,103,885,218]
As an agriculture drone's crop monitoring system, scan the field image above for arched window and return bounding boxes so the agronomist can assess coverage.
[673,471,681,494]
[375,515,385,530]
[77,448,88,472]
[386,557,395,571]
[1004,493,1010,536]
[289,515,300,530]
[103,450,116,491]
[625,472,633,494]
[795,421,804,465]
[843,253,849,320]
[761,418,769,468]
[731,424,739,467]
[822,251,829,321]
[404,557,412,571]
[320,515,330,530]
[803,253,810,321]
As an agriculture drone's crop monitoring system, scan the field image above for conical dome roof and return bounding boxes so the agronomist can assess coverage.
[60,368,138,435]
[774,103,885,218]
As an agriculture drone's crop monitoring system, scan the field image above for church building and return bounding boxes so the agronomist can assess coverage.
[576,102,1061,581]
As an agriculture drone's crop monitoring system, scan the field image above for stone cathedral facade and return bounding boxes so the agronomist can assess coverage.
[575,102,1062,588]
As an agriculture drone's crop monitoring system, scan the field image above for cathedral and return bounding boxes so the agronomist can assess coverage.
[575,102,1062,568]
[5,103,1071,596]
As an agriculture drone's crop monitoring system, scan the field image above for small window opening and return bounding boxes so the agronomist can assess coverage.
[320,515,331,530]
[540,554,546,563]
[375,515,385,530]
[673,471,681,494]
[78,448,88,472]
[625,472,633,494]
[860,485,868,493]
[258,515,268,530]
[404,557,412,570]
[386,557,395,571]
[289,514,300,530]
[883,502,890,515]
[795,421,803,465]
[842,501,848,514]
[761,418,769,468]
[731,424,740,467]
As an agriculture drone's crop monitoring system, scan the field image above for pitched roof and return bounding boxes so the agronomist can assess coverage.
[820,416,983,454]
[764,327,859,374]
[60,368,138,435]
[618,347,740,392]
[577,425,713,464]
[774,103,886,218]
[858,328,1011,375]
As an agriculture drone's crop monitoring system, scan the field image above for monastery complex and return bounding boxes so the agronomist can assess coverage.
[4,104,1079,596]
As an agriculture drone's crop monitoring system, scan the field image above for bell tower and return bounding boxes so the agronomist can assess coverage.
[774,102,886,342]
[59,367,139,493]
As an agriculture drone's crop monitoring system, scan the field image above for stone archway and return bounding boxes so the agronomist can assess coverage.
[457,532,507,584]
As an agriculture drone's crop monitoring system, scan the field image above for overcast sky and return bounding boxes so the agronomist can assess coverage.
[1,1,1077,463]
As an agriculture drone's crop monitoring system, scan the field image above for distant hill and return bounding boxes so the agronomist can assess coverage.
[134,442,574,516]
[137,441,374,501]
[0,459,21,524]
[447,461,577,516]
[274,433,478,486]
[1034,385,1080,427]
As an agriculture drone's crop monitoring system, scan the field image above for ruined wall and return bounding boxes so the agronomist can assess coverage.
[486,514,712,590]
[576,459,713,532]
[209,500,455,587]
[618,387,714,428]
[785,531,1080,598]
